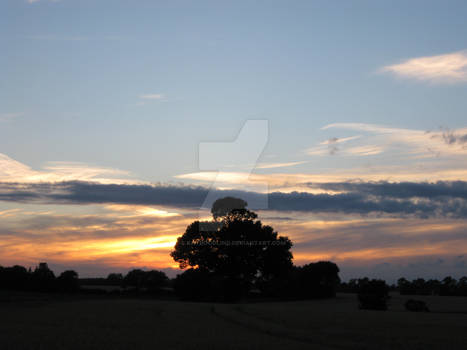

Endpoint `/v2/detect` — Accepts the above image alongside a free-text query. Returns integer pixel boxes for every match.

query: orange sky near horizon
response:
[1,202,466,281]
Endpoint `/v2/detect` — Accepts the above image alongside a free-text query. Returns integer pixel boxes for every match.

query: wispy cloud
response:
[345,145,384,156]
[24,35,128,41]
[441,128,467,146]
[0,153,139,184]
[320,123,467,158]
[381,50,467,84]
[256,161,308,169]
[27,0,59,3]
[308,135,363,156]
[105,204,180,218]
[139,93,166,100]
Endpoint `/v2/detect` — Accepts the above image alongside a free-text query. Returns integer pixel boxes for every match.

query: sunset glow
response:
[2,0,467,282]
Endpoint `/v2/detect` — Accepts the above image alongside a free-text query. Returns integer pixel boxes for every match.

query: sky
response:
[1,0,467,282]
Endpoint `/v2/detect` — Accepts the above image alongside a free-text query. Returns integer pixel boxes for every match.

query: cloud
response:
[27,0,61,3]
[283,217,467,281]
[320,123,467,158]
[308,180,467,200]
[25,35,127,41]
[2,203,466,280]
[345,145,384,156]
[2,204,467,280]
[177,165,467,193]
[139,94,166,100]
[0,153,139,184]
[256,161,308,169]
[105,204,180,218]
[308,135,361,156]
[381,50,467,84]
[0,208,189,273]
[2,180,467,218]
[441,128,467,146]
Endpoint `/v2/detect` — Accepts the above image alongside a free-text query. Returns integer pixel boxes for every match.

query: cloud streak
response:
[381,50,467,84]
[256,161,308,169]
[2,180,467,218]
[318,123,467,158]
[139,94,166,100]
[0,153,139,184]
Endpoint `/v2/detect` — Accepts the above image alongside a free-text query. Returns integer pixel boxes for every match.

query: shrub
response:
[405,299,429,312]
[357,279,389,310]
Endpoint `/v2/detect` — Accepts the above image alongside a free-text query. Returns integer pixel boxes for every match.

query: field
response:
[0,292,466,349]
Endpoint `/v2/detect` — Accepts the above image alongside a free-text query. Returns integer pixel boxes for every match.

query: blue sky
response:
[1,0,467,280]
[2,0,467,180]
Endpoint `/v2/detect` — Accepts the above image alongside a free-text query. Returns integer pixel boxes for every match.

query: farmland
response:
[0,292,466,349]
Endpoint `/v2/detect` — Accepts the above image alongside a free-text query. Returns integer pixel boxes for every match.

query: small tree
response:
[32,262,56,292]
[123,269,168,290]
[123,269,147,289]
[358,279,389,310]
[107,273,124,285]
[144,270,169,289]
[57,270,79,292]
[297,261,340,298]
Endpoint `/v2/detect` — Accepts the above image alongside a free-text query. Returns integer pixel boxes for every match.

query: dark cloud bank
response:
[1,180,467,218]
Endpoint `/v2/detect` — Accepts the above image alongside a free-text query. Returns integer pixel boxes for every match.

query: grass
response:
[0,292,466,349]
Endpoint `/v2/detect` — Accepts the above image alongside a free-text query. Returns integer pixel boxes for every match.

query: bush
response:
[57,270,79,292]
[405,299,429,312]
[357,279,389,310]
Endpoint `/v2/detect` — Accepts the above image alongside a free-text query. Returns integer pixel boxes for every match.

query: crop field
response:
[0,293,466,349]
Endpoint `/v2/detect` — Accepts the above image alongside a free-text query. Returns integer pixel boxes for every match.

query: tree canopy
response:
[171,197,293,299]
[210,196,248,221]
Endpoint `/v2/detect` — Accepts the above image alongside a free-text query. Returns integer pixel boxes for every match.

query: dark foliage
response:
[0,263,79,293]
[0,263,170,295]
[172,197,344,301]
[211,197,248,221]
[57,270,80,292]
[357,278,389,310]
[173,268,245,302]
[405,299,430,312]
[397,276,467,296]
[297,261,340,298]
[171,197,294,301]
[107,273,124,285]
[0,265,30,290]
[31,262,56,292]
[259,262,340,299]
[123,269,169,290]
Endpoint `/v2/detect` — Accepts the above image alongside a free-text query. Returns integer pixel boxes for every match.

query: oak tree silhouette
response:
[171,197,293,300]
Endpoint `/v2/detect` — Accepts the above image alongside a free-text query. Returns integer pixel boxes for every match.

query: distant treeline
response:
[0,262,341,300]
[0,263,80,293]
[0,263,169,294]
[339,276,467,296]
[2,263,466,299]
[396,277,467,296]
